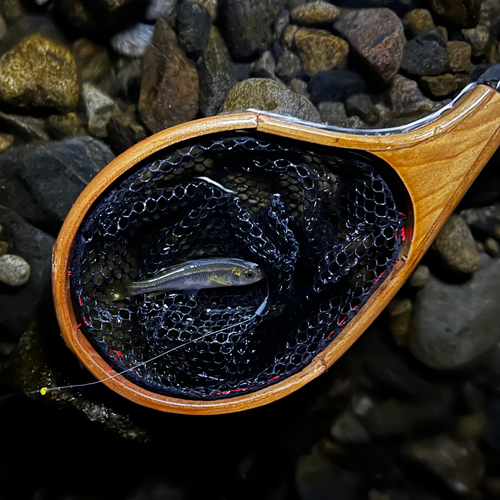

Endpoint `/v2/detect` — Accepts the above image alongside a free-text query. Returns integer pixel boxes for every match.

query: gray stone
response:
[403,434,484,495]
[0,206,54,338]
[107,109,147,154]
[401,28,450,77]
[408,264,430,287]
[110,23,154,58]
[387,298,412,346]
[334,8,405,83]
[433,214,480,274]
[296,453,361,500]
[0,137,114,229]
[82,82,117,138]
[198,26,237,117]
[409,254,500,369]
[144,0,176,21]
[289,78,309,97]
[276,49,301,82]
[251,50,276,79]
[484,237,499,256]
[221,78,320,122]
[0,110,49,141]
[0,254,30,286]
[462,24,490,57]
[113,58,142,98]
[318,101,347,126]
[330,410,370,443]
[177,2,211,58]
[139,19,199,132]
[345,93,376,123]
[222,0,286,58]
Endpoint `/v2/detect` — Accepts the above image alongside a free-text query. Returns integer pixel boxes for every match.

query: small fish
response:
[102,258,265,301]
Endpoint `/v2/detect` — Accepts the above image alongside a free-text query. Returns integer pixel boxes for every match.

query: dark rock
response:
[480,0,500,33]
[294,28,348,76]
[144,0,176,21]
[234,61,252,81]
[429,0,481,28]
[402,9,435,38]
[447,41,471,73]
[484,237,499,256]
[386,298,412,346]
[106,109,147,154]
[0,110,49,141]
[401,28,450,76]
[46,112,86,140]
[461,204,500,239]
[296,453,361,500]
[408,264,430,287]
[403,434,484,495]
[409,254,500,369]
[469,63,494,80]
[273,8,290,40]
[290,1,340,25]
[1,0,23,24]
[334,8,405,83]
[341,115,367,129]
[110,22,154,58]
[177,2,211,58]
[421,73,458,97]
[462,24,490,57]
[186,0,217,20]
[82,82,117,138]
[330,410,370,444]
[0,206,54,338]
[113,58,142,99]
[308,70,366,104]
[222,0,286,58]
[0,14,7,43]
[0,34,79,111]
[0,137,114,229]
[139,18,199,133]
[276,49,301,81]
[318,101,347,126]
[251,50,276,79]
[198,26,237,117]
[433,214,480,274]
[221,78,320,122]
[289,77,309,97]
[345,93,377,123]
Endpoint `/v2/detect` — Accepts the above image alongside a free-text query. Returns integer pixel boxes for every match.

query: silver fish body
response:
[103,258,265,301]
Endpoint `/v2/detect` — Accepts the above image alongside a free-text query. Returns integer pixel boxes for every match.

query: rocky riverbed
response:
[1,0,500,499]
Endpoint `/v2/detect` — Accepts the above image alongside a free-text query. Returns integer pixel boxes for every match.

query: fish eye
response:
[245,270,255,279]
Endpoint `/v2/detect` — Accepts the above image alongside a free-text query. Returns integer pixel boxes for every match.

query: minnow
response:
[102,258,265,301]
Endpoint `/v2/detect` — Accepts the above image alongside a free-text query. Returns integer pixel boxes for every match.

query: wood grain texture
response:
[52,84,500,415]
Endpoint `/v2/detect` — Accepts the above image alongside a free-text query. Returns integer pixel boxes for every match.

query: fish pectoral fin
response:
[147,291,166,299]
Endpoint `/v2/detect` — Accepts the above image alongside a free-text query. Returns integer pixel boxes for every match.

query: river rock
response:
[114,58,142,99]
[72,38,112,89]
[251,50,276,79]
[330,410,370,444]
[110,22,154,58]
[429,0,481,28]
[290,2,340,25]
[0,34,78,111]
[345,93,377,123]
[402,9,435,38]
[433,214,480,274]
[408,264,430,287]
[294,28,348,76]
[462,24,490,57]
[421,73,458,97]
[296,453,361,500]
[139,18,199,133]
[144,0,176,21]
[221,78,320,122]
[198,26,237,117]
[276,49,301,81]
[82,82,117,137]
[0,254,30,286]
[0,133,13,153]
[1,0,23,24]
[0,206,54,338]
[222,0,285,58]
[0,137,114,229]
[308,70,366,104]
[107,109,147,154]
[0,240,7,256]
[409,253,500,369]
[403,434,484,495]
[46,112,86,139]
[177,2,211,58]
[401,28,450,76]
[334,8,404,83]
[447,41,472,72]
[289,78,309,97]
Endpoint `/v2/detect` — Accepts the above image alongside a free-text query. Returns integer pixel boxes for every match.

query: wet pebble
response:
[0,240,8,256]
[400,28,450,76]
[107,108,147,154]
[318,101,347,126]
[46,112,86,139]
[408,264,430,288]
[484,237,499,256]
[251,50,276,79]
[144,0,176,21]
[276,49,301,82]
[447,41,472,73]
[0,133,14,153]
[82,82,117,138]
[221,78,320,122]
[0,33,78,111]
[462,24,490,57]
[421,73,458,97]
[334,8,404,83]
[110,23,154,58]
[0,110,49,141]
[433,214,480,274]
[402,9,435,37]
[308,70,365,104]
[177,1,211,58]
[345,93,377,124]
[294,28,348,76]
[0,254,30,286]
[429,0,481,28]
[290,1,340,26]
[72,38,112,89]
[387,298,412,346]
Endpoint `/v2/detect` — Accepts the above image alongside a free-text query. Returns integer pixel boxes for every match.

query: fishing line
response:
[1,291,269,400]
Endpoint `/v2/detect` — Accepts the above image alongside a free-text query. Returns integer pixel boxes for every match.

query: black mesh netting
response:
[70,134,406,400]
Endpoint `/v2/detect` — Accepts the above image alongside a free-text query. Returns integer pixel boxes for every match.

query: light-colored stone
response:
[82,82,117,138]
[0,133,14,153]
[447,41,472,72]
[0,254,30,286]
[291,1,340,25]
